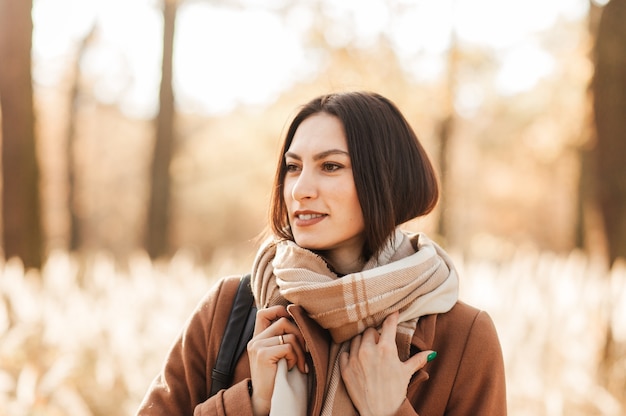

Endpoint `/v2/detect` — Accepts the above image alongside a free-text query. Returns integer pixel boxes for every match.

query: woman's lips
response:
[293,212,326,226]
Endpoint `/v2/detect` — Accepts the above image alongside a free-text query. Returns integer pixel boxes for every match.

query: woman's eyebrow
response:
[285,149,349,161]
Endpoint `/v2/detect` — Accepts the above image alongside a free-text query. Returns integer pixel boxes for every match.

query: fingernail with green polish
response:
[427,351,438,362]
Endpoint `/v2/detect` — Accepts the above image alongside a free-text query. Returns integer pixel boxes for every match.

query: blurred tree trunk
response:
[593,0,626,402]
[0,0,43,268]
[67,25,96,252]
[145,0,177,258]
[592,0,626,264]
[436,30,459,245]
[576,3,606,257]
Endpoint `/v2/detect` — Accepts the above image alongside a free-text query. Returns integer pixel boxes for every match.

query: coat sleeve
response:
[446,310,507,415]
[135,276,255,416]
[193,379,254,416]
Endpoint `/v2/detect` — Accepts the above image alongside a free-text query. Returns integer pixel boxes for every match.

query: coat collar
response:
[412,312,436,351]
[408,313,437,391]
[287,304,330,415]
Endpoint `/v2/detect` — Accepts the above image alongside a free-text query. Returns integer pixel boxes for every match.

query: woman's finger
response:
[361,326,380,344]
[379,311,400,344]
[250,310,308,373]
[274,332,308,373]
[270,317,307,348]
[254,305,290,335]
[248,334,298,375]
[404,350,437,375]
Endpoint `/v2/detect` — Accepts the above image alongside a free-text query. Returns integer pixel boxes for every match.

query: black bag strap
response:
[210,274,257,397]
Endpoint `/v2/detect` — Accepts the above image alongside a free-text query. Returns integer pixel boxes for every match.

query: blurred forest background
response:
[0,0,625,415]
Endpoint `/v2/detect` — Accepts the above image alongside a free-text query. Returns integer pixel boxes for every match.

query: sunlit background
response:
[33,0,589,115]
[1,0,625,414]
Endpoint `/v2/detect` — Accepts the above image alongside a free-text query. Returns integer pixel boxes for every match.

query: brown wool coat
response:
[136,276,507,416]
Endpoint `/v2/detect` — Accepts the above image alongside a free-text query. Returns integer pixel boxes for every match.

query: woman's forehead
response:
[288,113,348,154]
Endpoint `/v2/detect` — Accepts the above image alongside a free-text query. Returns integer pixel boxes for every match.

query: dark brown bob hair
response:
[269,91,439,259]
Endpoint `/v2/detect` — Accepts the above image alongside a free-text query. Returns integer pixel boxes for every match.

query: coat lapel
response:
[407,313,437,397]
[288,304,331,416]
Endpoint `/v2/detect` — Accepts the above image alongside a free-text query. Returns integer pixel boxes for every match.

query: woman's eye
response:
[322,162,341,172]
[285,163,300,172]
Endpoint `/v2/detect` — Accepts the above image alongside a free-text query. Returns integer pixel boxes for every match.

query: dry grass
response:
[0,247,624,415]
[457,246,626,415]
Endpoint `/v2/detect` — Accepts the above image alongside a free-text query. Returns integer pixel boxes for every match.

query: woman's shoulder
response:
[444,300,482,319]
[441,300,497,329]
[435,300,501,347]
[414,300,500,352]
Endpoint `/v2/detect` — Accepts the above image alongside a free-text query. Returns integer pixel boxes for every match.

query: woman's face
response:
[283,113,366,273]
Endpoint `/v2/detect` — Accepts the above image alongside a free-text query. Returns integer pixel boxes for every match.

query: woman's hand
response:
[339,311,435,416]
[247,305,307,416]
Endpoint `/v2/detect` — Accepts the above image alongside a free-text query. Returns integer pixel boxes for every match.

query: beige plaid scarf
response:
[251,229,459,416]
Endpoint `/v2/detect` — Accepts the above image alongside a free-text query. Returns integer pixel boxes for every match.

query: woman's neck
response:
[320,251,365,276]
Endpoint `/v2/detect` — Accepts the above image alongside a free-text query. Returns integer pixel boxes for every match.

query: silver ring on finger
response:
[278,334,284,345]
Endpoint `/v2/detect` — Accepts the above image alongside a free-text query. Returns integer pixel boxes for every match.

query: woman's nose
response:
[290,168,317,201]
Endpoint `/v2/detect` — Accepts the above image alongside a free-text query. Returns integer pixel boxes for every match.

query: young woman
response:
[137,91,507,416]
